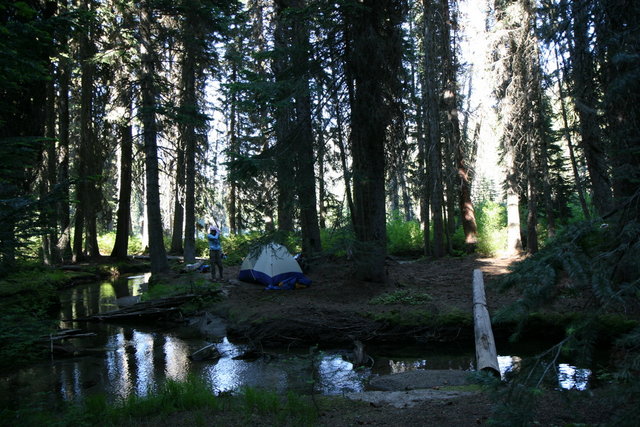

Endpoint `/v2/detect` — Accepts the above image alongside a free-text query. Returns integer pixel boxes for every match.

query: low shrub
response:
[97,232,144,256]
[368,290,432,305]
[321,227,355,258]
[386,211,423,255]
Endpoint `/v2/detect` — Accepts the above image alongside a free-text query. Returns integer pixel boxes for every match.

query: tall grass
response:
[2,379,317,427]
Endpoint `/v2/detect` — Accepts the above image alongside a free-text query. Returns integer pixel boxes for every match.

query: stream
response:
[0,274,592,408]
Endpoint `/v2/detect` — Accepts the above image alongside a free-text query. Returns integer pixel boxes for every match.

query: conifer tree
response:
[346,0,405,281]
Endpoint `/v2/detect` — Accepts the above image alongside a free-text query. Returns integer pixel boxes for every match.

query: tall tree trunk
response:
[417,103,431,256]
[330,67,355,223]
[74,0,94,261]
[423,0,444,258]
[390,173,400,214]
[526,137,539,253]
[600,0,640,214]
[571,0,612,216]
[273,0,295,233]
[56,27,72,262]
[505,147,523,255]
[291,0,321,255]
[347,0,403,281]
[170,144,184,254]
[139,1,169,274]
[442,0,477,249]
[555,49,590,220]
[317,118,328,230]
[181,5,199,264]
[539,132,556,238]
[79,0,100,259]
[227,61,240,234]
[111,84,134,259]
[42,62,58,264]
[494,0,545,255]
[537,62,556,238]
[399,170,413,221]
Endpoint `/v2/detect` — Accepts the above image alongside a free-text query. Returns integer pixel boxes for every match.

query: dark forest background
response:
[2,0,638,278]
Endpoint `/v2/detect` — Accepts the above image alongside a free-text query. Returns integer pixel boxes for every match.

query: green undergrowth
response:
[505,312,638,342]
[0,264,79,371]
[368,289,433,305]
[0,268,61,371]
[1,378,318,427]
[364,308,473,328]
[97,232,145,256]
[0,266,90,297]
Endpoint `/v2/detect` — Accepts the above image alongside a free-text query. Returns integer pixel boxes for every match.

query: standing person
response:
[207,226,223,280]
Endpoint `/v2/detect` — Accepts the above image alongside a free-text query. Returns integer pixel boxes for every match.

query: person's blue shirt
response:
[208,231,222,251]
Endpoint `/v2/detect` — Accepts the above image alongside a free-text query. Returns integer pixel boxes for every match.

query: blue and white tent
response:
[238,243,310,289]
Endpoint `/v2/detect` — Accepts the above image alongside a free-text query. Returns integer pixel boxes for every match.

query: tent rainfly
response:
[238,243,310,289]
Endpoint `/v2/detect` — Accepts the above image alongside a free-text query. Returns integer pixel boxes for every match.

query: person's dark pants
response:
[210,249,223,279]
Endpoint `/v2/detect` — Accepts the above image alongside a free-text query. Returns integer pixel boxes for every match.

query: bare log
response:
[472,269,500,376]
[82,307,181,322]
[70,293,212,322]
[188,343,221,362]
[41,329,97,341]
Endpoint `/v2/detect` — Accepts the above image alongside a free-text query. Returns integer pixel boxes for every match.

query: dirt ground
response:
[215,255,518,347]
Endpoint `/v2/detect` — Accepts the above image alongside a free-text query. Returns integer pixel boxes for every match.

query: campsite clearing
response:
[214,255,521,348]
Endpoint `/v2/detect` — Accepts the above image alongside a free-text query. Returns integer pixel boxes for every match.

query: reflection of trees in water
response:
[316,356,367,395]
[498,355,522,379]
[498,356,590,390]
[388,359,427,374]
[558,364,590,391]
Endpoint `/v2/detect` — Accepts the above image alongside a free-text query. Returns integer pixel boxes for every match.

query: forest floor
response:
[186,254,615,426]
[215,255,519,346]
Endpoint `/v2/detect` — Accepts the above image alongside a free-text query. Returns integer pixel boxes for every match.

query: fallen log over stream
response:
[69,293,210,322]
[472,269,500,376]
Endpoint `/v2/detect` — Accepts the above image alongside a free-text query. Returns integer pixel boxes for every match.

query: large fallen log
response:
[42,329,98,341]
[70,293,207,322]
[472,269,500,376]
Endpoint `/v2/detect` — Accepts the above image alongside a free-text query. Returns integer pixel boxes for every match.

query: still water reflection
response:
[0,274,591,408]
[497,355,591,390]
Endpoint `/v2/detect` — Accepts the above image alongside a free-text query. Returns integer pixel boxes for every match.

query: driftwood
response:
[43,329,98,341]
[132,255,206,261]
[472,269,500,376]
[70,293,206,322]
[188,343,221,362]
